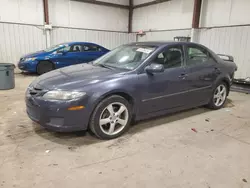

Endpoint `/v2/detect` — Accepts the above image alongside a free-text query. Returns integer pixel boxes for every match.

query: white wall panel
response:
[132,0,194,32]
[0,23,46,65]
[49,0,129,32]
[137,29,191,42]
[0,0,44,25]
[200,0,250,27]
[197,26,250,79]
[51,27,136,50]
[133,0,154,6]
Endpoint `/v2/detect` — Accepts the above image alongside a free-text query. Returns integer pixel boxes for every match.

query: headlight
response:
[25,57,37,61]
[43,91,86,100]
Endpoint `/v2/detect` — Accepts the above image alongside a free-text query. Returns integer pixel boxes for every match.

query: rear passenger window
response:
[186,46,210,66]
[82,45,102,52]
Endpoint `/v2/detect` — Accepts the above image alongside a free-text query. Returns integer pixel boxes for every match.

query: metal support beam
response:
[72,0,129,9]
[43,0,49,24]
[192,0,202,28]
[133,0,171,9]
[43,0,51,48]
[191,0,202,42]
[128,0,133,33]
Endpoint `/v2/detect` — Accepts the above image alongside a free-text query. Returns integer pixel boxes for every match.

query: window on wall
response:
[154,45,183,69]
[186,46,210,66]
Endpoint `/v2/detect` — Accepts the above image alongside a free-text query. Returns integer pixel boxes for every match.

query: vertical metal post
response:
[45,30,51,48]
[191,0,202,42]
[43,0,51,48]
[43,0,49,24]
[128,0,133,33]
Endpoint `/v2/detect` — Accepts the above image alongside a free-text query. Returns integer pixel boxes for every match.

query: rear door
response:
[184,44,220,105]
[78,44,106,63]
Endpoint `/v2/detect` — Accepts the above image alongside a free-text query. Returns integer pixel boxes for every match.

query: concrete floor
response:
[0,73,250,188]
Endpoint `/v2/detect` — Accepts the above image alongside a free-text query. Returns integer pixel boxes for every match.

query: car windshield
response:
[44,43,68,52]
[93,45,156,70]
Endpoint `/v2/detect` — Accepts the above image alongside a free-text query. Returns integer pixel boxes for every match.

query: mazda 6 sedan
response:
[25,41,237,139]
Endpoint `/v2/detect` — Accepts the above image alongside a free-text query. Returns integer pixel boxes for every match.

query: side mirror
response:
[62,51,68,55]
[145,63,164,74]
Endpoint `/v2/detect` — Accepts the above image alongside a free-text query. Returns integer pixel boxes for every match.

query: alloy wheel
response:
[99,102,129,136]
[214,84,227,107]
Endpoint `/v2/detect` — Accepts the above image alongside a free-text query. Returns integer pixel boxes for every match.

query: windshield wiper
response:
[96,64,114,70]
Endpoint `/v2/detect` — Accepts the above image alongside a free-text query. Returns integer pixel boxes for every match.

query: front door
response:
[138,45,191,114]
[53,44,82,68]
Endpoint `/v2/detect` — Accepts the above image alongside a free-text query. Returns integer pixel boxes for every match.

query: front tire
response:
[89,95,132,140]
[37,61,54,75]
[208,82,228,109]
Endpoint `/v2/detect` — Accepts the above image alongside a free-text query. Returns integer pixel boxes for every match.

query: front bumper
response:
[25,95,91,132]
[18,61,37,73]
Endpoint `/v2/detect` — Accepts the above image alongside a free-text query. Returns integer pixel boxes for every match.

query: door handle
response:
[214,67,221,74]
[179,73,188,79]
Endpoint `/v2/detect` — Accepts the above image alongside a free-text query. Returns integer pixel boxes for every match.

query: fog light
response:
[68,106,85,111]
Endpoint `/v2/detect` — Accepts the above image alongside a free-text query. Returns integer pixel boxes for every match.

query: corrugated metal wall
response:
[51,27,136,50]
[0,0,135,65]
[0,23,136,65]
[0,22,46,65]
[133,0,193,32]
[197,26,250,79]
[137,29,191,42]
[200,0,250,28]
[49,0,129,32]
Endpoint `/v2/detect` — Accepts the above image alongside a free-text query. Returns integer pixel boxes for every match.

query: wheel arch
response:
[88,89,136,125]
[37,60,56,69]
[87,90,136,132]
[216,76,231,96]
[36,60,56,74]
[95,90,135,109]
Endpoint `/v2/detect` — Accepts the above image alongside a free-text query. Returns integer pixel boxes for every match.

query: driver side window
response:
[57,46,70,54]
[153,45,184,69]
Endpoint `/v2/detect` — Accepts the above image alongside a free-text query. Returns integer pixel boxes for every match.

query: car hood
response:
[22,50,49,59]
[31,64,125,90]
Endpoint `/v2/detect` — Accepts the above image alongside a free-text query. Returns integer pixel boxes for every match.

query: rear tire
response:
[208,82,228,110]
[89,95,132,140]
[37,61,54,75]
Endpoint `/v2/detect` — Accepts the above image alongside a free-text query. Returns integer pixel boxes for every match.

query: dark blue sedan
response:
[18,42,109,74]
[25,41,237,139]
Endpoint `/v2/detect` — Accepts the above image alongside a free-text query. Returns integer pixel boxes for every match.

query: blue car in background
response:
[18,42,109,74]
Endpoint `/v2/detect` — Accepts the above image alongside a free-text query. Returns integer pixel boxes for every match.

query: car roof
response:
[129,41,199,47]
[64,42,101,46]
